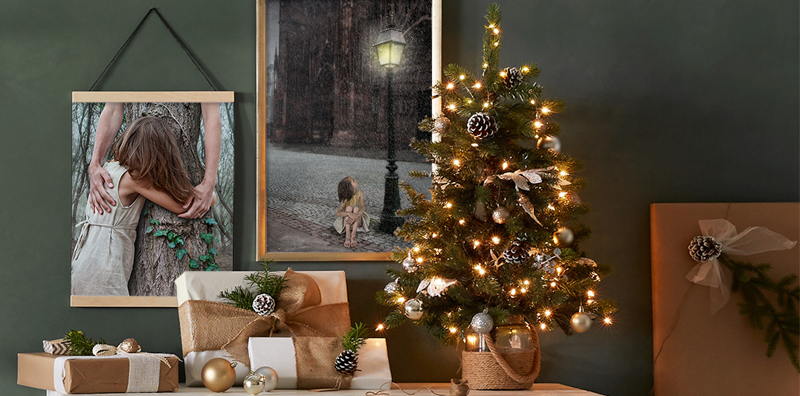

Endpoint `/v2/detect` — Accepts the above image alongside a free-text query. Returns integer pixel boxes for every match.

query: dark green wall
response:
[1,1,797,395]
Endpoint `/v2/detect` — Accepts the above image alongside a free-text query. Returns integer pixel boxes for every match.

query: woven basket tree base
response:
[462,348,539,390]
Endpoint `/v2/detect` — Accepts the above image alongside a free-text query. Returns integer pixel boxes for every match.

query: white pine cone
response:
[502,67,524,88]
[252,293,276,316]
[688,236,723,262]
[334,349,358,375]
[503,239,529,264]
[466,112,498,139]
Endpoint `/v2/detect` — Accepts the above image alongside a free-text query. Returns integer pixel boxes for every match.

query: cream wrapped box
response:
[176,270,389,389]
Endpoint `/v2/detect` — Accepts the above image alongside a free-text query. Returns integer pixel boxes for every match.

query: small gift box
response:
[176,269,351,387]
[248,337,392,390]
[17,352,179,394]
[42,339,70,355]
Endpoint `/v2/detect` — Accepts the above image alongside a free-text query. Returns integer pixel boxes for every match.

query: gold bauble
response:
[117,338,140,353]
[243,373,266,395]
[434,116,451,134]
[553,227,574,246]
[492,206,510,224]
[570,312,592,333]
[202,358,237,392]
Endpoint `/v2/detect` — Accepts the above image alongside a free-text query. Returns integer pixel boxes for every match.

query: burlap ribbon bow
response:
[178,269,351,368]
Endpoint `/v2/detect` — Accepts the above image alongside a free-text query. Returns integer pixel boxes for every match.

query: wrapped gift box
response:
[17,352,179,394]
[651,203,799,396]
[249,337,391,390]
[176,270,351,387]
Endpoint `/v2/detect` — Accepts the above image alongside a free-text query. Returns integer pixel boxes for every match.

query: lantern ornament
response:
[374,26,407,68]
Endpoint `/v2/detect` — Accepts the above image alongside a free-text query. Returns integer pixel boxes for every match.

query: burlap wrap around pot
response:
[462,335,541,390]
[178,269,351,372]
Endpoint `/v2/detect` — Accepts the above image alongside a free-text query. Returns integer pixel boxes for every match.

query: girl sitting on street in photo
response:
[334,176,370,248]
[71,116,215,296]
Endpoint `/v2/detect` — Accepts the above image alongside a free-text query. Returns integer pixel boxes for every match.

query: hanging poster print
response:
[256,0,442,260]
[70,92,234,306]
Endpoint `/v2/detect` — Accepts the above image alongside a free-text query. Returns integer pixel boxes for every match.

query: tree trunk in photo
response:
[126,103,211,296]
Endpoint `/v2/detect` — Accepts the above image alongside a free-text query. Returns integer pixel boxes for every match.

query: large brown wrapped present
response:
[17,352,179,394]
[651,203,799,396]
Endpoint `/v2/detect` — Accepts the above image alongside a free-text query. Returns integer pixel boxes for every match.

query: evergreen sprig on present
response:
[376,3,616,343]
[219,260,285,310]
[64,330,105,356]
[721,255,800,372]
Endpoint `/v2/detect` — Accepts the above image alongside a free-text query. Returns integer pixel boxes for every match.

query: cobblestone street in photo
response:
[266,144,432,253]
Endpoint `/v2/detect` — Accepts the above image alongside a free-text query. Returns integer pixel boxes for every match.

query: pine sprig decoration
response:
[341,322,368,352]
[721,255,800,372]
[64,330,105,356]
[219,259,285,311]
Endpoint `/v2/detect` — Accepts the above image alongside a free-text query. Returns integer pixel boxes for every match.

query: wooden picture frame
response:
[256,0,442,261]
[70,91,234,307]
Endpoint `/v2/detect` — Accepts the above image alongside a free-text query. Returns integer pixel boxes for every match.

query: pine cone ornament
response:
[252,293,276,316]
[502,67,523,89]
[334,349,358,375]
[467,112,498,139]
[688,235,723,262]
[503,239,530,264]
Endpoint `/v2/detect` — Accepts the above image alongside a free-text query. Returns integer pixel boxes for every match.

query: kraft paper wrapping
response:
[651,203,800,396]
[17,353,179,394]
[178,269,351,368]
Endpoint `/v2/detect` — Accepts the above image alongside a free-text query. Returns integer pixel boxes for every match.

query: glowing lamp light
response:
[397,297,406,304]
[449,327,458,334]
[499,71,507,78]
[559,192,568,199]
[376,324,386,331]
[493,42,499,47]
[604,317,613,325]
[520,288,527,293]
[541,107,551,115]
[473,82,482,89]
[374,27,406,68]
[482,63,489,68]
[587,290,595,298]
[416,257,424,263]
[556,267,563,274]
[483,102,490,108]
[544,309,552,317]
[540,323,547,330]
[474,265,486,275]
[432,233,438,238]
[459,74,466,80]
[458,219,466,225]
[522,66,530,73]
[550,281,557,288]
[493,28,500,34]
[502,161,509,170]
[445,202,453,209]
[491,236,501,244]
[560,170,568,177]
[533,120,543,129]
[488,24,495,28]
[510,288,517,296]
[523,279,530,285]
[413,246,420,252]
[471,143,479,147]
[530,99,536,105]
[473,240,480,247]
[467,99,473,104]
[447,104,457,111]
[446,83,455,90]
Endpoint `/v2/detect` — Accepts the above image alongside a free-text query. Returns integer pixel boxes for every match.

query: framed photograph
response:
[256,0,442,261]
[71,91,235,307]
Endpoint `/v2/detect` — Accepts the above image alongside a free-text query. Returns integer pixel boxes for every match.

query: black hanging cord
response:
[89,7,219,91]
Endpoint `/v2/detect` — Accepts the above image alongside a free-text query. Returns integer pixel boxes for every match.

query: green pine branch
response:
[219,259,285,311]
[721,255,800,372]
[64,329,106,356]
[341,323,368,352]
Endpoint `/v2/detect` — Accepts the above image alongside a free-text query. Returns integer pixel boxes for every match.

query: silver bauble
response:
[433,116,451,134]
[537,135,561,152]
[384,281,400,294]
[402,255,419,273]
[470,311,494,335]
[253,366,278,392]
[492,206,511,224]
[404,298,424,320]
[570,312,592,333]
[553,227,574,246]
[243,373,266,395]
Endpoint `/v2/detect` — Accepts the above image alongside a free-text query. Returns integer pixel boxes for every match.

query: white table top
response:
[46,383,604,396]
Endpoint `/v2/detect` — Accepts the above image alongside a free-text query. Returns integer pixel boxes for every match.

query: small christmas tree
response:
[376,4,616,341]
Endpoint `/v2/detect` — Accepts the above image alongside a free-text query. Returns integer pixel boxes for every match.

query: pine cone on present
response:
[334,349,358,375]
[688,235,723,262]
[502,67,524,89]
[503,239,530,264]
[467,112,498,139]
[252,293,276,316]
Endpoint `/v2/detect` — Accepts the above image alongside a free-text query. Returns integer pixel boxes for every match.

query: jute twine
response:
[461,334,541,390]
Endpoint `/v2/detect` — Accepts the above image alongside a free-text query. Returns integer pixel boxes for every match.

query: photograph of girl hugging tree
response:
[71,102,234,296]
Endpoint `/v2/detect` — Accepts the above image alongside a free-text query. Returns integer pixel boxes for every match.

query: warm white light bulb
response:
[560,170,568,177]
[491,236,500,244]
[448,104,456,111]
[445,202,453,209]
[540,323,547,330]
[397,297,406,303]
[522,66,530,73]
[449,327,458,334]
[483,102,490,108]
[459,219,466,225]
[544,309,552,317]
[473,82,482,89]
[493,28,500,34]
[473,240,480,247]
[587,290,595,297]
[502,161,508,170]
[446,83,455,90]
[459,74,466,80]
[453,159,461,167]
[604,317,612,325]
[376,324,385,331]
[550,281,557,288]
[533,120,543,129]
[541,107,551,115]
[482,63,489,68]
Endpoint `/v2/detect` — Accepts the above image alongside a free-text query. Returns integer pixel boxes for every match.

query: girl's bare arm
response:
[124,173,215,215]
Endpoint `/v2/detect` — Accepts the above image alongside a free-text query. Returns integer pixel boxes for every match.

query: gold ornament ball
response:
[201,358,237,392]
[570,312,592,333]
[434,116,451,134]
[492,206,511,224]
[243,374,266,395]
[553,227,574,246]
[117,338,140,353]
[537,135,561,152]
[254,366,279,392]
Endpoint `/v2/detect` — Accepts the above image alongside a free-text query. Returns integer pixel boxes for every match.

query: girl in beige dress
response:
[71,117,215,295]
[334,176,370,248]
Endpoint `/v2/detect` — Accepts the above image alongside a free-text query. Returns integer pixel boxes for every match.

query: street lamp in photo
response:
[374,26,407,234]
